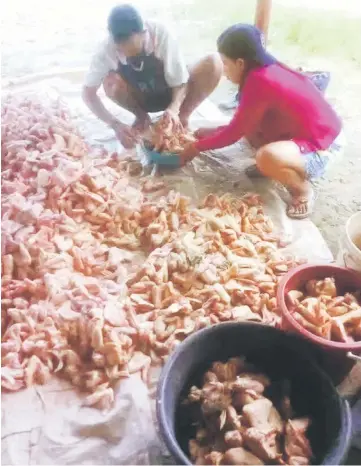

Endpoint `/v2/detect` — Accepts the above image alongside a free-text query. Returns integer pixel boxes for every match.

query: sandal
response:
[245,164,266,179]
[286,189,316,220]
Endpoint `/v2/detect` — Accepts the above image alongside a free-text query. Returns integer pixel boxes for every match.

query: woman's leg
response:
[256,141,314,219]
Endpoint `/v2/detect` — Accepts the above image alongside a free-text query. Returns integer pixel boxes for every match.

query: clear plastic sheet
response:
[2,71,335,465]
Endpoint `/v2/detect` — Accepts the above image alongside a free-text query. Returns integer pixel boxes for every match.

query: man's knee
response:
[204,53,223,79]
[103,72,127,99]
[204,53,223,75]
[192,53,223,81]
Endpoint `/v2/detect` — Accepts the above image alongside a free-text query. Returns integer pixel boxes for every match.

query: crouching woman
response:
[180,24,344,219]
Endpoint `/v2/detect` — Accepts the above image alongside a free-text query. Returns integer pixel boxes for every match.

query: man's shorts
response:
[142,88,173,113]
[303,131,345,180]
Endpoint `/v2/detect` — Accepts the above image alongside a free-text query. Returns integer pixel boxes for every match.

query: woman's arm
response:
[195,127,228,139]
[195,73,270,152]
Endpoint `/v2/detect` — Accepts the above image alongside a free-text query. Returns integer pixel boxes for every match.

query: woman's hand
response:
[179,142,200,166]
[194,127,217,139]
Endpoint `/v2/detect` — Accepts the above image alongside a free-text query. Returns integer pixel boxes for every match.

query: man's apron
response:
[117,51,172,113]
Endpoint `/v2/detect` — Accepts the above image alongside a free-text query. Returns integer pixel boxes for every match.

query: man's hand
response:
[179,142,200,166]
[162,108,181,129]
[132,114,152,134]
[111,120,138,149]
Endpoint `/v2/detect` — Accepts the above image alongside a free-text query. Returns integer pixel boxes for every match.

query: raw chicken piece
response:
[243,427,281,462]
[232,374,268,394]
[189,439,210,464]
[233,389,263,409]
[145,116,196,153]
[284,418,313,462]
[204,451,224,465]
[305,277,337,297]
[224,405,242,430]
[222,447,264,465]
[268,406,284,433]
[212,357,245,382]
[287,455,311,465]
[289,276,361,343]
[183,357,313,466]
[201,382,232,415]
[224,430,243,448]
[243,398,273,430]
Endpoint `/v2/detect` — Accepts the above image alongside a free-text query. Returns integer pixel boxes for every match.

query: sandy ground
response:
[2,0,361,253]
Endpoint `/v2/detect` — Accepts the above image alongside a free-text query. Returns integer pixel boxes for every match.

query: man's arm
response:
[82,85,135,148]
[167,84,187,115]
[82,84,119,128]
[155,23,189,116]
[82,43,121,127]
[82,44,137,148]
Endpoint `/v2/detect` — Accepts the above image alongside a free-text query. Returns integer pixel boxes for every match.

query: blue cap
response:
[217,24,277,66]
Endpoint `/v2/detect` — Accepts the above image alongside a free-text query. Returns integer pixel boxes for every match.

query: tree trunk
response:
[254,0,272,43]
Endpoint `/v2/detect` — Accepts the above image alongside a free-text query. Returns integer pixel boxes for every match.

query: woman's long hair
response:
[217,24,278,69]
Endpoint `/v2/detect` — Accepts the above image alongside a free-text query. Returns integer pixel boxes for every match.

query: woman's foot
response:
[286,188,316,219]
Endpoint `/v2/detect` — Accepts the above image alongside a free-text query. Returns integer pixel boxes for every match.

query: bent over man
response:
[82,4,222,148]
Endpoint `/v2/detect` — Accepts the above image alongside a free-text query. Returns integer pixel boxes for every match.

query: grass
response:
[270,6,361,64]
[3,1,360,80]
[160,0,361,65]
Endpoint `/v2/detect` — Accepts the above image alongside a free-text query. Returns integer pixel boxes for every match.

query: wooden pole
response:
[254,0,272,43]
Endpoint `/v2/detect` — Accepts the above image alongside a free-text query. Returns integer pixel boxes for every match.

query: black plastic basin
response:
[156,322,352,465]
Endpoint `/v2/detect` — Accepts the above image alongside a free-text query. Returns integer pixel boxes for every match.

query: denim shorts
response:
[304,131,345,180]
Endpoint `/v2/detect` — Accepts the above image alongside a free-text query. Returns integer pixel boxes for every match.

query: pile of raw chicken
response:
[146,115,196,153]
[184,357,313,465]
[287,277,361,342]
[1,95,302,409]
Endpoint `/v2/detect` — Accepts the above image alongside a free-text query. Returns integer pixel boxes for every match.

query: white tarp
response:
[2,71,338,465]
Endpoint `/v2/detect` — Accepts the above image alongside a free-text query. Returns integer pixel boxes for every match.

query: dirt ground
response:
[307,61,361,256]
[2,0,361,253]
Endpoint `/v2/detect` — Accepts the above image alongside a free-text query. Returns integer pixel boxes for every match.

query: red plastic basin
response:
[277,263,361,384]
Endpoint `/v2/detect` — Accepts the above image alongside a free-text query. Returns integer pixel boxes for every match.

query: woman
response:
[180,24,344,219]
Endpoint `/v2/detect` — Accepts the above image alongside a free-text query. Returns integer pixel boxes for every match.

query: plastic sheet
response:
[2,71,336,465]
[1,375,162,465]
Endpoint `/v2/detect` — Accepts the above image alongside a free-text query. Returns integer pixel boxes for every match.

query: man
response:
[82,4,222,148]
